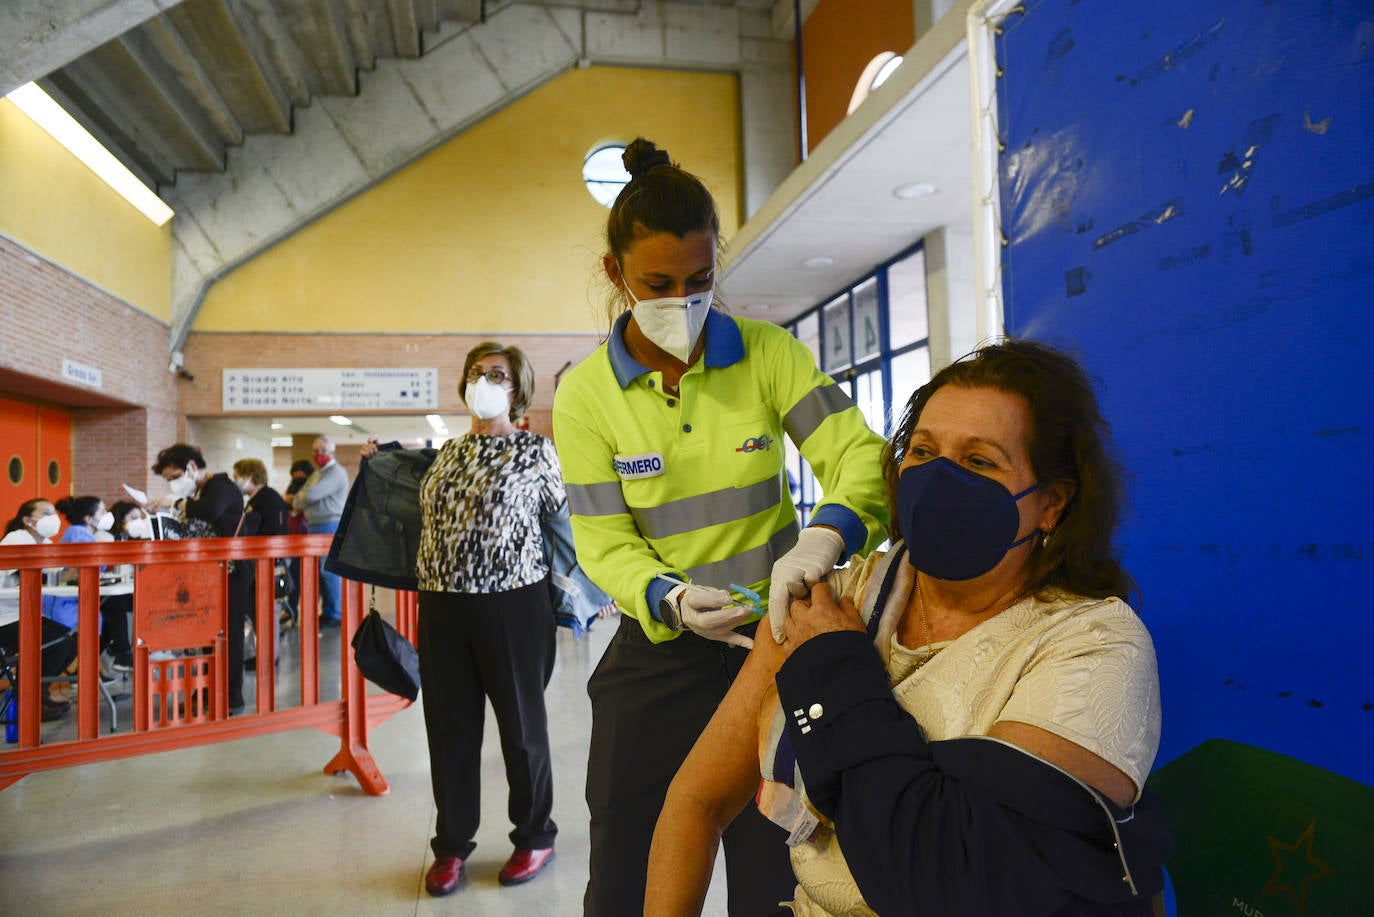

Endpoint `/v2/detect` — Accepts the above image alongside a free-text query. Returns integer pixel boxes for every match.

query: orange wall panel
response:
[37,406,72,506]
[803,0,915,153]
[0,397,38,518]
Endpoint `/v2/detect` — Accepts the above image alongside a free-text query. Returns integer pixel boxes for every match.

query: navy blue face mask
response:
[897,456,1042,581]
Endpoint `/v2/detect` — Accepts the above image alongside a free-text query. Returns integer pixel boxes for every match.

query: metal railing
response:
[0,535,415,795]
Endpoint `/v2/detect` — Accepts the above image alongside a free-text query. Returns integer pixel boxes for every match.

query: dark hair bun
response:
[55,496,76,515]
[622,138,672,179]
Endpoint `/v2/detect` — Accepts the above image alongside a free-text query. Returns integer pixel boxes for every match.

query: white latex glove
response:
[666,584,755,649]
[768,526,846,643]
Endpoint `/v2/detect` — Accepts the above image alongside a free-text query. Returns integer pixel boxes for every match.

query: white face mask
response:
[96,511,114,532]
[169,470,197,499]
[626,284,714,364]
[124,517,149,539]
[33,514,60,539]
[465,376,512,421]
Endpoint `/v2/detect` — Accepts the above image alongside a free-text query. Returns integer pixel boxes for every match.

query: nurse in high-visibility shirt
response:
[552,138,890,916]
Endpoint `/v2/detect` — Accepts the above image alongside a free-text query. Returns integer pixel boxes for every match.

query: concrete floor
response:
[0,614,729,915]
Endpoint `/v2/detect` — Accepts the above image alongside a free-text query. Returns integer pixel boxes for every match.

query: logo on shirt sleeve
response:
[613,452,666,480]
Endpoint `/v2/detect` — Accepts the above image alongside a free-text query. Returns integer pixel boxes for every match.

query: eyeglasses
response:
[466,367,512,386]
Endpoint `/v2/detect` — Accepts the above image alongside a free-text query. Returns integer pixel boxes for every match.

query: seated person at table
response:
[49,495,112,631]
[1,498,78,721]
[647,340,1171,917]
[95,499,149,674]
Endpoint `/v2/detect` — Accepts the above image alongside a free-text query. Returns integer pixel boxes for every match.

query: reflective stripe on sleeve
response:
[685,522,800,588]
[630,473,785,539]
[783,383,857,445]
[566,480,630,517]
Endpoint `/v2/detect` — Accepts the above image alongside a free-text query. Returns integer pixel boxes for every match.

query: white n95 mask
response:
[168,474,197,499]
[125,517,150,539]
[33,514,60,539]
[96,511,114,532]
[466,377,512,421]
[627,287,714,364]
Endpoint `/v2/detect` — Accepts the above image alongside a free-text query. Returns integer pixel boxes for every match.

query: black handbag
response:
[350,590,421,701]
[273,562,295,599]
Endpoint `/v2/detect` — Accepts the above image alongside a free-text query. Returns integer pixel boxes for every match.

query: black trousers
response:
[0,618,77,678]
[583,615,796,917]
[226,565,252,710]
[99,594,132,658]
[418,579,558,860]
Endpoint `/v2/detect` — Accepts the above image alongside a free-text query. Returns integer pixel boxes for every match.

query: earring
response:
[1040,527,1052,549]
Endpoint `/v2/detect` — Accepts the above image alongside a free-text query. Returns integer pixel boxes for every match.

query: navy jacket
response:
[776,631,1172,916]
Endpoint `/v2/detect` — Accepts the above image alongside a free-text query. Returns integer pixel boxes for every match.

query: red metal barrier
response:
[0,535,417,794]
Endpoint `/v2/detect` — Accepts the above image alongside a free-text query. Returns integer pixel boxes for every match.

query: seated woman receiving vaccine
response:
[647,340,1171,917]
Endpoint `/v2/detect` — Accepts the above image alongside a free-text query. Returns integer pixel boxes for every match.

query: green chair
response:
[1147,739,1373,916]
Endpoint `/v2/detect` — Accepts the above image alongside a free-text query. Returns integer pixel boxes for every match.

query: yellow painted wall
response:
[195,66,741,334]
[0,98,171,320]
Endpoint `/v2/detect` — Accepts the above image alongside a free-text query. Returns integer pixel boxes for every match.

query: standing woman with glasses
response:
[362,342,564,897]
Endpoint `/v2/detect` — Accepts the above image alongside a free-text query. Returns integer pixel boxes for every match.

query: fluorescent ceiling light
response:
[270,436,293,448]
[5,82,174,227]
[270,422,283,430]
[329,415,353,426]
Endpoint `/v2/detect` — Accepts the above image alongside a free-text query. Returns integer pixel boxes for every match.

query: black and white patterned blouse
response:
[416,431,565,594]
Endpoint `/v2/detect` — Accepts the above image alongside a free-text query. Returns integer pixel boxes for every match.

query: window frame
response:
[784,239,930,526]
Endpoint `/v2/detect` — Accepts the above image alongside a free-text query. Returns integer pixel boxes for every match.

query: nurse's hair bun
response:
[622,138,673,179]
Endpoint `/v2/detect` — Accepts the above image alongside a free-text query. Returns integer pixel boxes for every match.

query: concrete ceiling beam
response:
[138,16,245,148]
[0,0,182,97]
[166,0,291,134]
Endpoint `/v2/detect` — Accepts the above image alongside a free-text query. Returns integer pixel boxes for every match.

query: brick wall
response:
[1,232,618,508]
[181,332,609,440]
[0,234,179,502]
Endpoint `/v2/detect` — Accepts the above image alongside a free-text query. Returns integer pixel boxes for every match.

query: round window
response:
[7,456,22,485]
[47,458,61,487]
[583,144,631,207]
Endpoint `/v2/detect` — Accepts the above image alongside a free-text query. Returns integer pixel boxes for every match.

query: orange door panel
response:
[0,397,39,515]
[37,406,72,509]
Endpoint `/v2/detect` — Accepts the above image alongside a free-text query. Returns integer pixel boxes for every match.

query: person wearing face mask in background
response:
[232,459,289,538]
[0,498,79,721]
[232,458,288,669]
[49,495,111,629]
[291,438,349,628]
[151,443,251,715]
[280,459,315,628]
[284,459,314,534]
[96,500,148,675]
[551,138,889,916]
[648,340,1170,917]
[53,496,129,682]
[111,500,149,542]
[361,342,564,896]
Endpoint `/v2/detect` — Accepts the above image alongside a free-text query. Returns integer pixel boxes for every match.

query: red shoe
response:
[498,847,555,886]
[424,855,464,896]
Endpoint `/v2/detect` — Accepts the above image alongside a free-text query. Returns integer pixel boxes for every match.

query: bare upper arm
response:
[988,720,1138,808]
[665,636,784,827]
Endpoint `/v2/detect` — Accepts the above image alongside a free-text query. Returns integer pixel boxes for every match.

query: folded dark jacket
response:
[325,446,436,591]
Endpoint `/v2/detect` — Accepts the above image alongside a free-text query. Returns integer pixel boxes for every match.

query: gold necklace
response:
[914,573,936,663]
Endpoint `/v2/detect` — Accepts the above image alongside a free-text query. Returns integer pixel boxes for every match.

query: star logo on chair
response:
[1262,820,1334,916]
